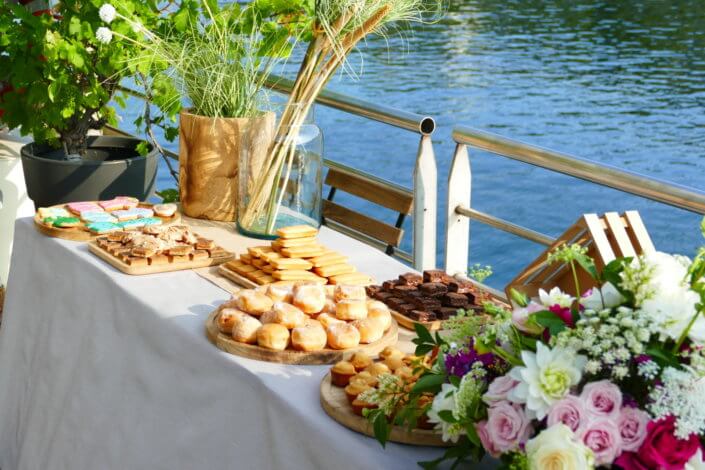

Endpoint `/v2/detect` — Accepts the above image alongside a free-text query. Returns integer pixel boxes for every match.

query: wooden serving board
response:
[205,310,399,365]
[34,202,181,241]
[390,309,442,332]
[319,373,451,447]
[218,264,259,288]
[88,240,233,275]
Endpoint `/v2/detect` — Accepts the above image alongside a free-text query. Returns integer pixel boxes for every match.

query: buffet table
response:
[0,217,456,470]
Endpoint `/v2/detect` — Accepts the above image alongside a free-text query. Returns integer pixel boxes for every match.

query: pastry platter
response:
[319,373,451,447]
[205,309,399,365]
[34,200,180,241]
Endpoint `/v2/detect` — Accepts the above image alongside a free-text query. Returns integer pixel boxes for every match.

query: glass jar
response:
[237,103,323,239]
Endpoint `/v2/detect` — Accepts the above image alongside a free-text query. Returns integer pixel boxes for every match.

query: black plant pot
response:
[21,135,158,208]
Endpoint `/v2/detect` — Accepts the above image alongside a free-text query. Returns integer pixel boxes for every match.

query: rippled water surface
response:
[142,0,705,288]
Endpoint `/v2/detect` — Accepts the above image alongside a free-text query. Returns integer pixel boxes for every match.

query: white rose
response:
[526,424,595,470]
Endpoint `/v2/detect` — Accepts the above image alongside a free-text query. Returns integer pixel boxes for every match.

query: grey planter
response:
[21,135,157,208]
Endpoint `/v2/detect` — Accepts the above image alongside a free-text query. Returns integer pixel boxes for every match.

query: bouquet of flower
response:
[367,222,705,470]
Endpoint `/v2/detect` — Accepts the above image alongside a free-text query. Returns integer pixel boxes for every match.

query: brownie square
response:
[403,290,423,302]
[409,310,437,322]
[420,282,448,296]
[374,291,394,302]
[437,307,460,320]
[366,285,382,297]
[386,297,406,310]
[413,297,442,310]
[382,280,398,291]
[423,269,446,283]
[447,279,475,294]
[442,292,469,308]
[393,285,418,296]
[398,272,423,286]
[398,303,417,315]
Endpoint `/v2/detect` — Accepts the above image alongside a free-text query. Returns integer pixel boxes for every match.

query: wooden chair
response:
[322,162,414,260]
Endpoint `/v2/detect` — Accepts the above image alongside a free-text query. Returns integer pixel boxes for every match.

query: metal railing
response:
[444,125,705,275]
[113,75,438,270]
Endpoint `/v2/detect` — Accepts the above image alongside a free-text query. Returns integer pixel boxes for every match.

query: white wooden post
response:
[445,143,471,276]
[413,135,437,271]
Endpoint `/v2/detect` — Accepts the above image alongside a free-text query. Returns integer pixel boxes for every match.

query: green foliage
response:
[156,188,179,203]
[467,264,493,283]
[531,310,567,336]
[0,1,170,154]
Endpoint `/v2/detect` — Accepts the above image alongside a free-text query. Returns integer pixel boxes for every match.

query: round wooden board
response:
[33,202,181,241]
[390,309,442,332]
[319,373,451,447]
[205,310,399,365]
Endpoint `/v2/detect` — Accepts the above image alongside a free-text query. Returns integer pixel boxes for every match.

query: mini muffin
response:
[257,323,290,351]
[384,355,405,372]
[334,285,366,302]
[379,346,404,361]
[416,395,436,430]
[365,362,391,377]
[331,361,357,387]
[352,318,384,344]
[350,352,373,372]
[231,315,262,344]
[326,322,361,350]
[217,308,247,334]
[395,366,414,381]
[292,284,327,314]
[351,398,378,416]
[344,381,371,404]
[335,299,367,321]
[236,290,274,316]
[351,371,378,387]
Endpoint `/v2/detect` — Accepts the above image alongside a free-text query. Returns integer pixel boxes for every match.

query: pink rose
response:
[547,395,586,433]
[475,420,500,458]
[618,407,650,452]
[484,401,532,455]
[581,380,622,418]
[483,376,519,406]
[615,416,701,470]
[580,417,622,466]
[511,302,543,334]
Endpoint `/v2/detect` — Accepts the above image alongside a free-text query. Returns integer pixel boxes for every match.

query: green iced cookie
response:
[44,216,80,228]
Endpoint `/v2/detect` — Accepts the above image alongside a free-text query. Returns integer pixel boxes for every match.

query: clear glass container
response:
[237,104,323,239]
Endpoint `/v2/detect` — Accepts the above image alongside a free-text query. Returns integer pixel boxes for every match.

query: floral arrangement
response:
[366,222,705,470]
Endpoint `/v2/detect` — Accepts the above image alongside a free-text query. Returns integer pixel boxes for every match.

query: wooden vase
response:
[179,110,275,221]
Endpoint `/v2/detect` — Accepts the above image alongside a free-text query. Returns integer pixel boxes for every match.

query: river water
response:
[140,0,705,288]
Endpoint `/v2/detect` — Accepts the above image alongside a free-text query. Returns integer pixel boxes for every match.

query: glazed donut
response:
[334,285,366,302]
[271,302,306,329]
[257,323,290,351]
[291,325,328,352]
[231,315,262,344]
[351,318,384,344]
[236,290,274,316]
[326,322,361,350]
[217,308,247,334]
[292,284,327,314]
[335,299,368,321]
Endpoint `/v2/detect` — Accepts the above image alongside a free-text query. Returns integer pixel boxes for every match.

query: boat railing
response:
[110,76,438,270]
[444,125,705,276]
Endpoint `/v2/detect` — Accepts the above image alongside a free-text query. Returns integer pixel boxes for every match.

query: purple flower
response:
[444,339,497,378]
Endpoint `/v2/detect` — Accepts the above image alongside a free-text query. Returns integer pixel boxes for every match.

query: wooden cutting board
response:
[205,309,399,365]
[217,264,259,288]
[319,373,451,447]
[88,239,233,275]
[34,202,181,241]
[390,309,442,332]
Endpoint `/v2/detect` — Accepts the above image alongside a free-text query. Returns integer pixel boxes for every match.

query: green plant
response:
[467,263,492,283]
[0,0,173,156]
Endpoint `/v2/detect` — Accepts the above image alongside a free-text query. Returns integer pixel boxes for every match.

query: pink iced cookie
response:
[115,196,139,209]
[99,199,126,211]
[67,202,103,215]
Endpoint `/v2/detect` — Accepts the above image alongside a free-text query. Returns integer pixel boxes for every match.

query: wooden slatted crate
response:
[505,211,655,301]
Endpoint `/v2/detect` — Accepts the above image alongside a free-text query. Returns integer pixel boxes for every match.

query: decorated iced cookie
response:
[111,209,139,221]
[81,212,118,223]
[67,202,103,215]
[118,219,147,230]
[37,207,71,219]
[86,222,122,234]
[134,207,154,218]
[98,199,126,211]
[43,216,81,228]
[116,196,139,209]
[140,217,163,226]
[153,203,177,218]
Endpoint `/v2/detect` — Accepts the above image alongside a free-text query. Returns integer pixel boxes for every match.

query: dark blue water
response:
[125,0,705,289]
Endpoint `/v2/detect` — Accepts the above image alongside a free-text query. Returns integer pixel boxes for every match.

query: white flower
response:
[508,342,587,420]
[427,383,464,443]
[648,366,705,439]
[95,27,113,44]
[686,448,705,470]
[580,282,625,310]
[539,287,575,308]
[99,4,116,24]
[526,424,595,470]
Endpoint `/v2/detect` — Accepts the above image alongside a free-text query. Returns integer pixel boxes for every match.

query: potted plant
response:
[0,1,172,208]
[103,2,294,221]
[237,0,443,238]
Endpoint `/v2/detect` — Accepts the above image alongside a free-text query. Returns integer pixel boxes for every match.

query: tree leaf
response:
[414,323,434,344]
[531,311,566,336]
[412,373,446,393]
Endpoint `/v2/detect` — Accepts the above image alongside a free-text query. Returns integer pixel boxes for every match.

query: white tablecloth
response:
[0,218,449,470]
